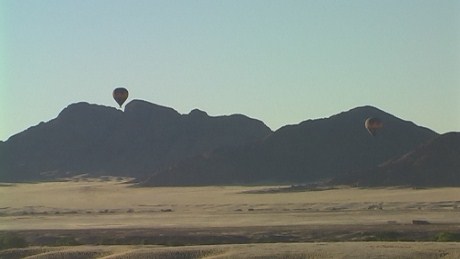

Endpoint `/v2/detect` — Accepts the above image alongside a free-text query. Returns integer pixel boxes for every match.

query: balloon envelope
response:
[365,117,383,136]
[113,87,128,107]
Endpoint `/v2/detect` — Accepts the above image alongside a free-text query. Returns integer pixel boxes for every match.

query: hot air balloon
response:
[113,87,128,107]
[365,117,383,136]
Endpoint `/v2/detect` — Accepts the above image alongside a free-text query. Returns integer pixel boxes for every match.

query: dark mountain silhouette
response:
[142,106,438,186]
[334,132,460,187]
[0,100,272,181]
[1,102,448,186]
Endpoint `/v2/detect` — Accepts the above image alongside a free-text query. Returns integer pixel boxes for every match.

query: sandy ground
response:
[1,179,460,258]
[1,179,460,230]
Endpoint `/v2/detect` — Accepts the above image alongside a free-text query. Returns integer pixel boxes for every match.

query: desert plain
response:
[1,177,460,258]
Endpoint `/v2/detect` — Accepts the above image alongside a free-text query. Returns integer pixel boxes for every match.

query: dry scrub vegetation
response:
[1,243,460,259]
[1,178,460,258]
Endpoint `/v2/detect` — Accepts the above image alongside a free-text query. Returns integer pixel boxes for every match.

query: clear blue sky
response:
[1,0,459,141]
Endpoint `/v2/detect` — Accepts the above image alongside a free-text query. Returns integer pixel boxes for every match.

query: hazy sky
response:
[1,0,459,141]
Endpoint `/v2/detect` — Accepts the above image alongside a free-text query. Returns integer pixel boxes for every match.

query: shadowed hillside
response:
[334,132,460,187]
[143,106,438,186]
[1,103,445,185]
[0,100,272,181]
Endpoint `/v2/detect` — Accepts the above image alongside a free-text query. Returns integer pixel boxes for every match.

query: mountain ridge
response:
[2,100,452,186]
[0,100,272,181]
[141,105,438,186]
